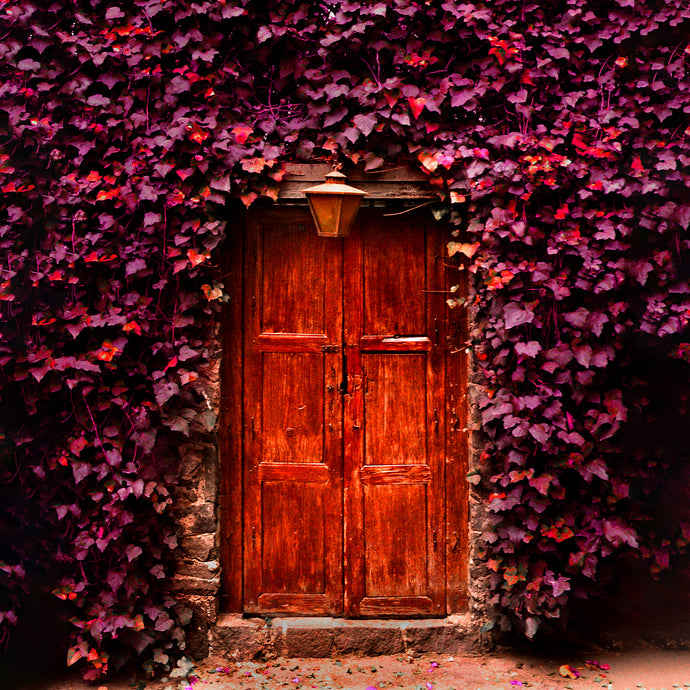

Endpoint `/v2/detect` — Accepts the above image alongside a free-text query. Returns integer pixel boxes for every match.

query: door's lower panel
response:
[260,481,326,594]
[359,596,435,617]
[255,593,335,616]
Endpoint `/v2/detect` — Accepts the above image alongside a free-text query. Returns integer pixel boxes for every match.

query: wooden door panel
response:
[261,482,326,593]
[261,352,324,464]
[260,222,326,334]
[344,211,446,617]
[362,223,426,334]
[364,484,428,597]
[363,354,427,465]
[243,209,343,616]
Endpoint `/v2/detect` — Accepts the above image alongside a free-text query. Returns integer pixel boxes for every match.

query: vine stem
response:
[82,390,105,452]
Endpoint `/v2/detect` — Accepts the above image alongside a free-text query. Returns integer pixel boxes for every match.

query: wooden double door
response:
[229,207,467,618]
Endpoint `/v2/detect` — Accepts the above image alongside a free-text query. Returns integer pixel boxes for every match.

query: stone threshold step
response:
[210,614,478,661]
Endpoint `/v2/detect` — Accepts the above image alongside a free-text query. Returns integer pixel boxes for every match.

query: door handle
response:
[339,348,348,395]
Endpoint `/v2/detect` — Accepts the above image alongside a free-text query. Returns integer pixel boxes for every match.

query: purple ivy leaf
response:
[586,312,609,336]
[86,94,111,107]
[529,423,550,445]
[505,526,527,543]
[515,341,541,358]
[178,345,198,361]
[98,74,123,89]
[557,431,586,446]
[72,462,90,485]
[482,401,513,424]
[573,345,592,368]
[590,350,609,367]
[364,152,385,171]
[451,89,476,108]
[586,459,609,481]
[353,113,377,137]
[55,505,69,520]
[545,345,574,368]
[524,617,539,638]
[672,204,690,230]
[504,302,534,329]
[551,576,570,597]
[603,520,638,548]
[105,6,125,19]
[125,545,143,562]
[17,58,41,71]
[154,381,179,406]
[105,449,122,466]
[222,4,245,18]
[528,475,552,495]
[630,261,654,285]
[604,391,627,421]
[30,364,50,383]
[324,107,348,127]
[565,308,588,328]
[529,495,549,514]
[324,83,350,100]
[518,395,541,411]
[154,614,175,632]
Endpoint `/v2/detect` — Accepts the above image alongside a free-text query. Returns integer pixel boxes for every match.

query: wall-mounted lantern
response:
[302,170,367,238]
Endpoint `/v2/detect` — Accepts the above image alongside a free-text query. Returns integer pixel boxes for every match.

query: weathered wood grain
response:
[278,163,438,201]
[359,596,434,617]
[359,464,432,484]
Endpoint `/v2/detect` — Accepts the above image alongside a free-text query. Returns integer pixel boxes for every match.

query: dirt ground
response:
[9,648,690,690]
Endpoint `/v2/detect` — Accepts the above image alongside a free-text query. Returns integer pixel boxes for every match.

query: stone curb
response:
[210,615,481,661]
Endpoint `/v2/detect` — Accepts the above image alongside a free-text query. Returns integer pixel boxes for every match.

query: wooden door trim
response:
[445,253,470,612]
[425,218,449,615]
[219,205,245,612]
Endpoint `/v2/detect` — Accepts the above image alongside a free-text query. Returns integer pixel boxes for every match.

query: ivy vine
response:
[1,0,689,677]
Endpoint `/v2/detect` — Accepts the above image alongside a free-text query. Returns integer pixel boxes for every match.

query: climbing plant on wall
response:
[1,0,689,677]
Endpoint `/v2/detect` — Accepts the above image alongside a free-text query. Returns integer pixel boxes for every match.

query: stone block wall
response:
[170,345,223,659]
[466,284,492,629]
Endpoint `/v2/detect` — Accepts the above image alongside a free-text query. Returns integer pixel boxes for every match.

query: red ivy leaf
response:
[408,97,426,119]
[188,123,209,144]
[232,125,253,143]
[187,248,208,267]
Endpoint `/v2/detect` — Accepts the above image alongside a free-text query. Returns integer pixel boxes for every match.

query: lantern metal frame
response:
[302,170,367,237]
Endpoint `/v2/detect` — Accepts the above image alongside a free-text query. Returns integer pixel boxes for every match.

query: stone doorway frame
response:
[170,163,482,659]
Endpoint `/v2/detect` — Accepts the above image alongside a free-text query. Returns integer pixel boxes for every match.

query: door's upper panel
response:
[260,216,327,335]
[362,220,426,335]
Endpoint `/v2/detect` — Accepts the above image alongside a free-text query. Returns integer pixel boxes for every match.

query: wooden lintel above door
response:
[278,163,438,202]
